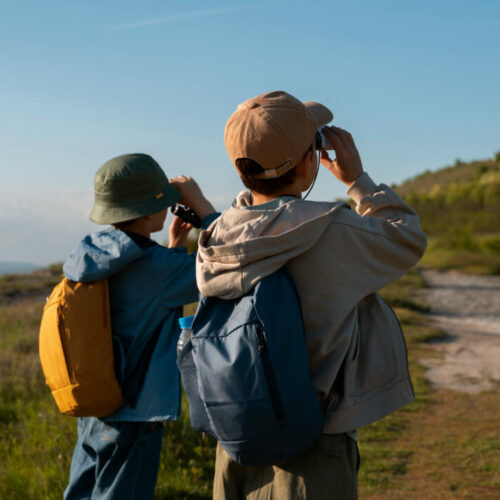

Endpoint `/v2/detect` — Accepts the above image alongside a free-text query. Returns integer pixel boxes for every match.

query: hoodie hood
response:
[196,192,347,299]
[63,228,145,282]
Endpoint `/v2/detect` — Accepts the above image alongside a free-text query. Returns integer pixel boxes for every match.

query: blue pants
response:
[64,417,164,500]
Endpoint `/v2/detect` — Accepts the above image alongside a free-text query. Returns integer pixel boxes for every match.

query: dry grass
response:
[421,246,500,276]
[358,275,500,499]
[362,389,500,499]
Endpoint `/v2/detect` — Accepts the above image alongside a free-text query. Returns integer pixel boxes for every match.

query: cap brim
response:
[304,101,333,127]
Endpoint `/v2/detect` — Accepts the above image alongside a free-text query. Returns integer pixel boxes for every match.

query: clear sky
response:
[1,0,499,265]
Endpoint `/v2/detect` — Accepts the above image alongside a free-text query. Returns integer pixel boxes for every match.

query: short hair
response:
[235,143,314,196]
[235,158,298,195]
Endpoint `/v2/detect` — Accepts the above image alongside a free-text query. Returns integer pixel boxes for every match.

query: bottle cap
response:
[178,315,194,329]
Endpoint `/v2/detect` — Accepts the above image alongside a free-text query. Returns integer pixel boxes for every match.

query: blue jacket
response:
[63,215,218,422]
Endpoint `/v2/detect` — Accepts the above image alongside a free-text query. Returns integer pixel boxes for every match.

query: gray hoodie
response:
[196,173,427,433]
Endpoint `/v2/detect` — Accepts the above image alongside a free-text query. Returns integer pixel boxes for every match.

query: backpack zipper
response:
[255,323,287,427]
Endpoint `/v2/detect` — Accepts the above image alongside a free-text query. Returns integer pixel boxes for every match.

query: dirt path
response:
[418,269,500,394]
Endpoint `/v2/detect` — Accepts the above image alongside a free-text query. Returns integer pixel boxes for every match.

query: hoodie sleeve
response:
[327,172,427,298]
[152,213,220,306]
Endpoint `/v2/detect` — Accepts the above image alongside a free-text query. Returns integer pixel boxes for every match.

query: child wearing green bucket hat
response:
[62,153,218,500]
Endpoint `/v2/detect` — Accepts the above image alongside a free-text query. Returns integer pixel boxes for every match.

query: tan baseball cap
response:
[224,90,333,179]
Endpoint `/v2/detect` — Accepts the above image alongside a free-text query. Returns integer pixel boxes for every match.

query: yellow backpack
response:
[39,278,124,417]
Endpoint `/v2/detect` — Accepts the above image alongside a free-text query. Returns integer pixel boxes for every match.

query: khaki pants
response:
[213,434,359,500]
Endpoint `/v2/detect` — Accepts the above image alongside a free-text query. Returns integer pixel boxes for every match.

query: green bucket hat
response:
[89,153,181,224]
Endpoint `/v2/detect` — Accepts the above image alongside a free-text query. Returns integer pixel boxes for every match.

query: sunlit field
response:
[0,265,498,498]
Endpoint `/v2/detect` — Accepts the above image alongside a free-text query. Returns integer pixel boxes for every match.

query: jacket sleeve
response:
[152,214,220,308]
[329,172,427,299]
[201,212,220,228]
[154,248,199,308]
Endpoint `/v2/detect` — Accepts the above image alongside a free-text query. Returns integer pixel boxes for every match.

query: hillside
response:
[0,264,62,303]
[393,151,500,274]
[395,155,500,198]
[394,152,500,236]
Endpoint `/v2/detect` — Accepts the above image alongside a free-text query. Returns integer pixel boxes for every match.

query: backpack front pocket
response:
[193,321,282,442]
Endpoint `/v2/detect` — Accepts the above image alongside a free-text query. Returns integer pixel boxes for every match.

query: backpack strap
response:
[280,265,331,415]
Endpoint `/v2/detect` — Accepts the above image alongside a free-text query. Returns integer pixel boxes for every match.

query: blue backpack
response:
[177,268,324,466]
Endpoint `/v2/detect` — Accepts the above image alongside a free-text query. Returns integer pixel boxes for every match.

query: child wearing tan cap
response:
[195,91,427,499]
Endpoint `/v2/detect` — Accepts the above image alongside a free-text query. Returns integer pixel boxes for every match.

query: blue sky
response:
[1,0,499,265]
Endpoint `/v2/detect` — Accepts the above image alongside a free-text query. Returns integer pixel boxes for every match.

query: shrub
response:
[440,226,478,251]
[480,236,500,253]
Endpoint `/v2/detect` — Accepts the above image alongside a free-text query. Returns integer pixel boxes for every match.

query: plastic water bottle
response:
[177,315,194,356]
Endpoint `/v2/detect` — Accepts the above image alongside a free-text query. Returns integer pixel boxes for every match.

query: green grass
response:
[378,269,429,312]
[0,300,75,499]
[0,287,215,499]
[357,273,437,494]
[358,270,499,498]
[1,267,498,498]
[422,237,500,275]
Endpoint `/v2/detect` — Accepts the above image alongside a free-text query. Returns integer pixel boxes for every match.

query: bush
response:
[480,236,500,253]
[440,226,478,251]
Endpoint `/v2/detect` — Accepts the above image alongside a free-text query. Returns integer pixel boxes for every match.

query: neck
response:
[112,223,151,239]
[124,228,151,239]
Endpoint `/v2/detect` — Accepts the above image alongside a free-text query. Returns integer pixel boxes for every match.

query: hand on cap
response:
[169,176,216,219]
[168,216,192,248]
[319,126,364,187]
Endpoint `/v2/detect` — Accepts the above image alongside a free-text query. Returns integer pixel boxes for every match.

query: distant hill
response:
[396,152,500,197]
[393,152,500,239]
[395,155,500,197]
[0,261,39,276]
[0,263,62,301]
